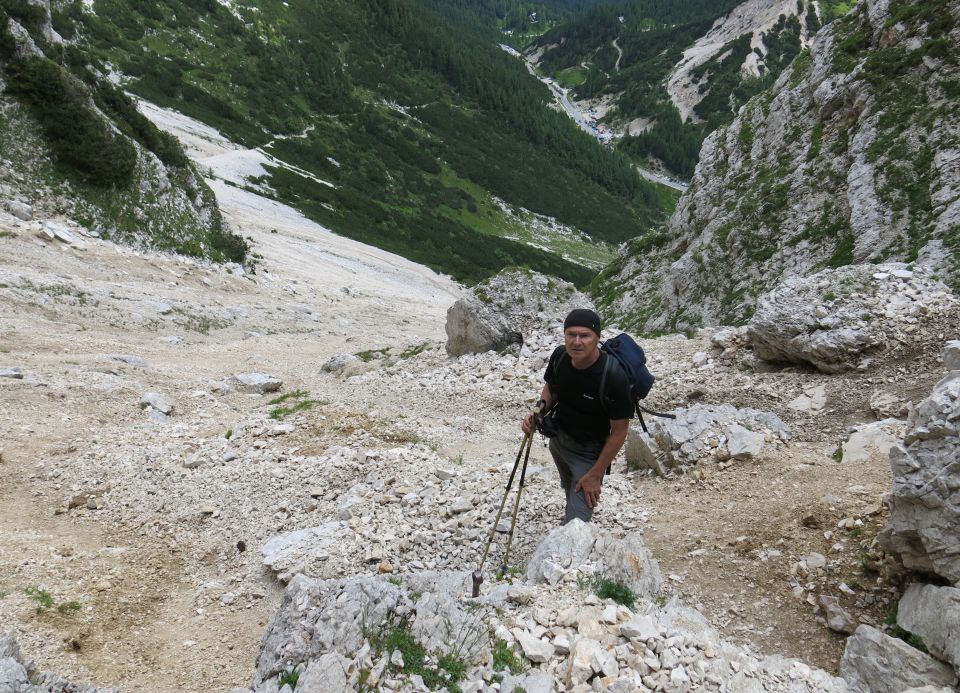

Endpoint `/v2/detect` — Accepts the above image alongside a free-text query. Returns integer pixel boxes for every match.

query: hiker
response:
[522,308,633,524]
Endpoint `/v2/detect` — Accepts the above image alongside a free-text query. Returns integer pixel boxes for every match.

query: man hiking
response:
[522,308,633,524]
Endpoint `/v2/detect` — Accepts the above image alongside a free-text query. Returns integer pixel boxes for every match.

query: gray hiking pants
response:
[548,428,604,524]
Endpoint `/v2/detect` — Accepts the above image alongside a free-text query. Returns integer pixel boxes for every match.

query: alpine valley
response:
[1,0,959,692]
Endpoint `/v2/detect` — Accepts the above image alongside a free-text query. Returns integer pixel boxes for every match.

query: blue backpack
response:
[601,333,655,401]
[599,333,674,433]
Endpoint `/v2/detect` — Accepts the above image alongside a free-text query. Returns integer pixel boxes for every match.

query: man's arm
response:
[575,419,629,507]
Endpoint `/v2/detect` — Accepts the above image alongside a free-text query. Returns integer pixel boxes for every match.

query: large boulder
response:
[840,625,957,693]
[879,351,960,584]
[526,519,661,599]
[747,264,957,373]
[252,572,485,691]
[445,269,591,356]
[897,584,960,674]
[625,404,790,474]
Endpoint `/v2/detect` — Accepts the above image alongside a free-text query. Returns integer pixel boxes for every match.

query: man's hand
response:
[521,412,537,435]
[575,470,603,508]
[521,395,548,434]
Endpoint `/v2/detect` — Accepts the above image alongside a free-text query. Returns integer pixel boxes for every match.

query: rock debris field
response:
[2,111,959,693]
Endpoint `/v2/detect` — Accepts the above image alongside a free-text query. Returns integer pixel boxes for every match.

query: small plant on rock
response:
[590,575,637,608]
[491,638,523,674]
[277,665,300,688]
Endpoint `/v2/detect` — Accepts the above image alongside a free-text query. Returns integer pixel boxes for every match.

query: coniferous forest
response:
[18,0,676,286]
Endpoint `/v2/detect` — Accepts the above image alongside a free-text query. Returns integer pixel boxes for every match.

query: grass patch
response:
[400,342,430,359]
[491,638,524,673]
[267,389,310,405]
[555,66,587,87]
[24,586,80,615]
[355,347,391,362]
[585,575,637,608]
[277,667,299,689]
[366,617,469,692]
[0,230,16,238]
[267,390,323,420]
[171,308,230,334]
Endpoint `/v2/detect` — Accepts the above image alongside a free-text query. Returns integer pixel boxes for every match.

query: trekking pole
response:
[471,404,542,598]
[499,428,535,575]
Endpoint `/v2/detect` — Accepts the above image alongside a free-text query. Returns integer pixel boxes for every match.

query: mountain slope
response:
[594,0,960,332]
[531,0,846,177]
[0,0,246,261]
[49,0,672,286]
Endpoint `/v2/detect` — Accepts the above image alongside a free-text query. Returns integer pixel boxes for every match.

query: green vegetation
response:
[534,0,821,177]
[491,638,524,673]
[365,617,471,692]
[884,604,929,653]
[268,390,322,420]
[47,0,670,285]
[586,574,637,608]
[24,586,81,615]
[277,667,300,689]
[3,56,136,186]
[0,0,247,263]
[556,65,588,87]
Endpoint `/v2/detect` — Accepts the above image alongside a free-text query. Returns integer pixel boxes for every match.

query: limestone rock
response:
[747,265,953,373]
[445,268,590,356]
[0,630,117,692]
[140,392,175,415]
[840,624,957,693]
[897,584,960,673]
[3,200,32,221]
[444,293,522,357]
[231,372,283,394]
[261,522,351,582]
[321,353,360,373]
[944,340,960,372]
[0,368,23,379]
[625,404,788,472]
[597,0,960,332]
[841,421,903,463]
[513,629,553,663]
[295,653,350,693]
[526,520,661,599]
[252,572,483,690]
[42,221,78,245]
[498,673,554,693]
[880,362,960,583]
[871,390,910,419]
[818,595,857,634]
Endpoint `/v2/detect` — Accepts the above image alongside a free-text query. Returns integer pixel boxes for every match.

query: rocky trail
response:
[2,107,958,692]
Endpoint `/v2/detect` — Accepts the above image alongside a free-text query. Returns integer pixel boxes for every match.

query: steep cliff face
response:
[596,0,960,332]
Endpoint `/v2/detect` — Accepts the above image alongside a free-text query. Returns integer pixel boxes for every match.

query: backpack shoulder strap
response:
[598,352,613,415]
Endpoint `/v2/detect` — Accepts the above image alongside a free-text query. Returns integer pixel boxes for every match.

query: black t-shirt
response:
[544,345,633,444]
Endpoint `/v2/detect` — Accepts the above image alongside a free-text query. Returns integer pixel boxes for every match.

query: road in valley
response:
[500,44,689,192]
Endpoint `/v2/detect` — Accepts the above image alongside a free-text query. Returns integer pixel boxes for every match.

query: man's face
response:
[564,326,599,357]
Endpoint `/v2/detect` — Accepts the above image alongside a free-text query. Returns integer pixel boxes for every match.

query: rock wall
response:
[596,0,960,332]
[880,342,960,584]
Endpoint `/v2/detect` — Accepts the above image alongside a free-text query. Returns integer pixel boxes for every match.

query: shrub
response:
[5,57,136,186]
